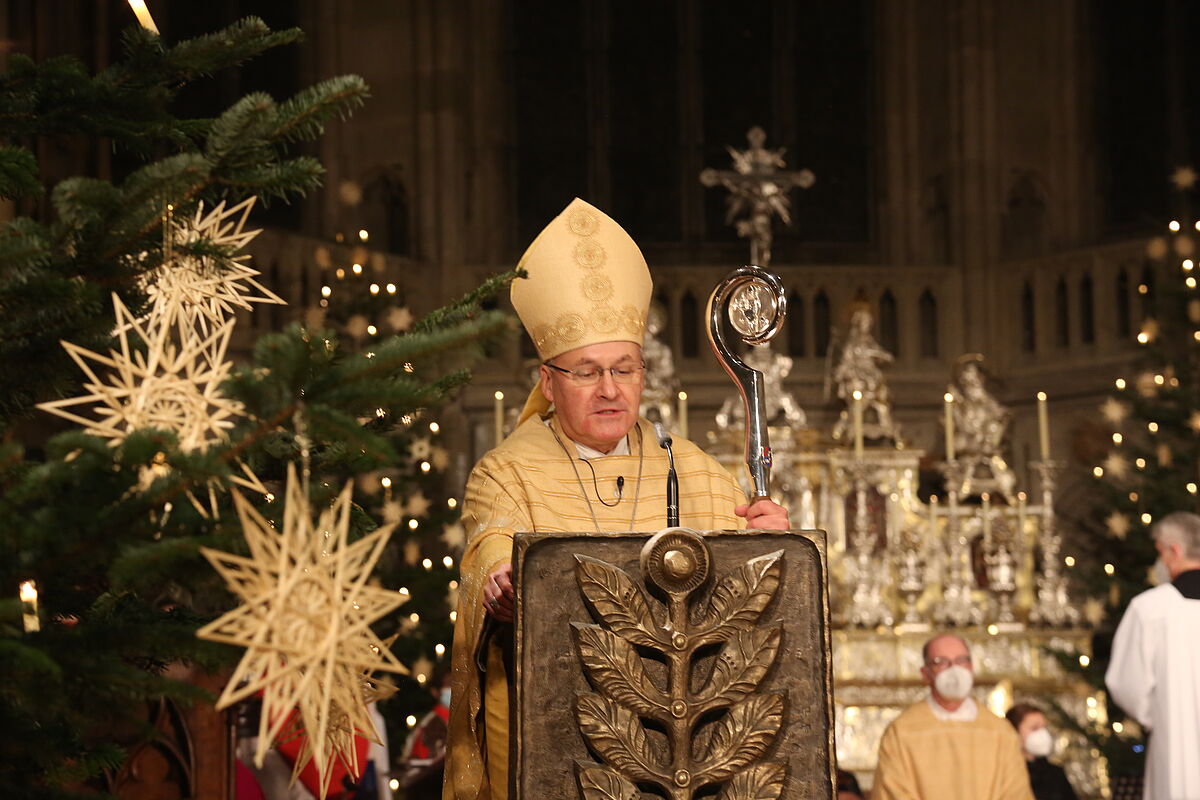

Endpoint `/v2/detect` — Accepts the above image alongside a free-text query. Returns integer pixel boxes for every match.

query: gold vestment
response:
[442,413,746,800]
[872,699,1034,800]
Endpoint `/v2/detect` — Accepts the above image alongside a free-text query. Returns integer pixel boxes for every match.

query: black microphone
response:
[654,423,679,528]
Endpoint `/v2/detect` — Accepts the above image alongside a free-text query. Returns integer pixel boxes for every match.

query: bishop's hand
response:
[736,497,790,530]
[483,562,514,622]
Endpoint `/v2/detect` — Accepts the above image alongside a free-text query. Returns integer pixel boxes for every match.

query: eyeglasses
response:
[544,361,646,386]
[926,655,972,670]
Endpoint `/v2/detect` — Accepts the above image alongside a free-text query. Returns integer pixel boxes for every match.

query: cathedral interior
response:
[7,1,1200,797]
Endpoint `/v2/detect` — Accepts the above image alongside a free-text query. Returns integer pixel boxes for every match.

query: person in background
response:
[836,768,863,799]
[1005,703,1078,800]
[402,668,453,799]
[872,632,1033,800]
[1106,511,1200,800]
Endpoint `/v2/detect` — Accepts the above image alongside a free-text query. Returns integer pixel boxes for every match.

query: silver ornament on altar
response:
[830,308,900,445]
[947,357,1018,501]
[706,266,787,501]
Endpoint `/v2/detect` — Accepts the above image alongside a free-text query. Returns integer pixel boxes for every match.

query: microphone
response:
[654,423,680,528]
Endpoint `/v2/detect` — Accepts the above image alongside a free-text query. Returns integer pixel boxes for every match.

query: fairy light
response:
[321,285,332,298]
[435,643,446,657]
[352,263,363,275]
[1188,483,1198,495]
[409,612,420,623]
[1138,283,1149,295]
[430,422,440,433]
[1113,721,1124,733]
[417,673,427,685]
[1188,277,1198,290]
[443,556,454,568]
[1136,458,1147,469]
[1148,422,1159,433]
[367,325,378,336]
[449,610,458,622]
[1185,259,1195,271]
[359,229,369,242]
[386,283,397,294]
[1129,492,1139,501]
[1092,466,1104,477]
[265,492,275,503]
[420,461,431,473]
[1064,556,1076,567]
[1141,512,1153,524]
[447,497,457,509]
[406,715,417,727]
[381,477,392,489]
[1115,377,1127,390]
[1079,654,1091,667]
[1154,374,1165,385]
[1169,220,1181,232]
[19,580,39,632]
[1112,433,1123,445]
[1137,331,1151,344]
[987,624,999,636]
[1104,563,1115,575]
[422,558,433,570]
[398,586,410,595]
[408,519,419,530]
[336,267,346,280]
[449,580,459,589]
[389,779,400,791]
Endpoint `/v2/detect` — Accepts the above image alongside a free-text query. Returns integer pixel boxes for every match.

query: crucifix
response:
[699,126,815,268]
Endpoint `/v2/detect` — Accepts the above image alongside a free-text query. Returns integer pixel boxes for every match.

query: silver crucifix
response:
[706,266,787,502]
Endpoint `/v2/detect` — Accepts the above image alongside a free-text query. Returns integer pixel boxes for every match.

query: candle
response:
[127,0,160,33]
[1037,391,1050,461]
[944,392,956,461]
[1017,491,1027,541]
[677,390,689,440]
[981,492,992,548]
[852,390,864,459]
[20,580,39,633]
[493,390,505,447]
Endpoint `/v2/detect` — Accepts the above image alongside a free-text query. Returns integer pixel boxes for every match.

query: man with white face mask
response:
[1106,511,1200,800]
[873,633,1033,800]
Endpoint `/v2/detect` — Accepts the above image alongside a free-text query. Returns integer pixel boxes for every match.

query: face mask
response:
[1024,727,1054,758]
[439,687,452,707]
[933,665,974,701]
[1153,559,1171,585]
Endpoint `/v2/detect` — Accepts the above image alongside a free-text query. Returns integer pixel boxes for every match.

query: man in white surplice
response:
[1106,511,1200,800]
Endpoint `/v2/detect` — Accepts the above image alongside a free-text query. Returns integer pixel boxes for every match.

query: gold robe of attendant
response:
[442,414,746,800]
[872,699,1035,800]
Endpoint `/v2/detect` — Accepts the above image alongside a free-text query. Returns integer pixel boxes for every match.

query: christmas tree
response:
[0,17,514,796]
[1065,171,1200,783]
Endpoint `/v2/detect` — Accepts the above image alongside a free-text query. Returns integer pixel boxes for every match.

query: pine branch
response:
[0,146,40,200]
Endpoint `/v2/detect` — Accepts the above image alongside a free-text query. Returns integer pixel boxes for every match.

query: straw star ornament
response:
[198,466,407,797]
[38,294,242,451]
[142,197,284,335]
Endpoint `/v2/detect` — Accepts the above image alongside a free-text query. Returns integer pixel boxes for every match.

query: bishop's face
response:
[540,341,644,454]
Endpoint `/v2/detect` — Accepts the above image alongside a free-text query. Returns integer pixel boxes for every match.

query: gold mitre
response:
[511,197,652,361]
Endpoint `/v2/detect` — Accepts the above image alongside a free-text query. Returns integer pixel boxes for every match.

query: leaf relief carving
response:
[698,550,783,646]
[575,692,663,783]
[717,761,787,800]
[697,693,785,785]
[577,763,645,800]
[573,623,667,717]
[576,555,662,648]
[697,625,782,708]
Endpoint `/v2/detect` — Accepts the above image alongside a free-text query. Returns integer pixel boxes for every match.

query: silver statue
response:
[830,308,900,445]
[947,358,1017,500]
[700,126,815,268]
[716,342,807,430]
[707,267,787,501]
[639,302,680,429]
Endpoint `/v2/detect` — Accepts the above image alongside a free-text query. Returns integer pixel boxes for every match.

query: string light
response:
[417,673,427,684]
[1185,259,1195,271]
[447,497,457,509]
[435,643,446,657]
[986,624,999,636]
[443,556,454,568]
[1141,512,1152,524]
[449,580,458,589]
[370,283,380,295]
[1138,283,1149,295]
[430,422,440,434]
[265,492,275,503]
[1136,458,1147,469]
[1137,331,1151,344]
[321,285,332,298]
[1064,556,1076,567]
[1112,433,1123,445]
[381,477,392,489]
[398,587,410,595]
[386,283,397,294]
[406,715,417,727]
[367,325,378,336]
[1188,483,1198,494]
[1154,374,1165,385]
[1115,378,1127,390]
[422,558,433,570]
[352,263,363,275]
[450,610,457,622]
[1104,563,1115,575]
[359,229,369,242]
[409,612,420,623]
[389,779,400,792]
[1079,654,1091,667]
[336,268,346,279]
[1092,466,1104,477]
[1129,492,1138,501]
[1169,220,1181,232]
[1148,422,1159,433]
[1113,721,1124,733]
[1189,276,1198,290]
[408,519,419,530]
[420,461,431,473]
